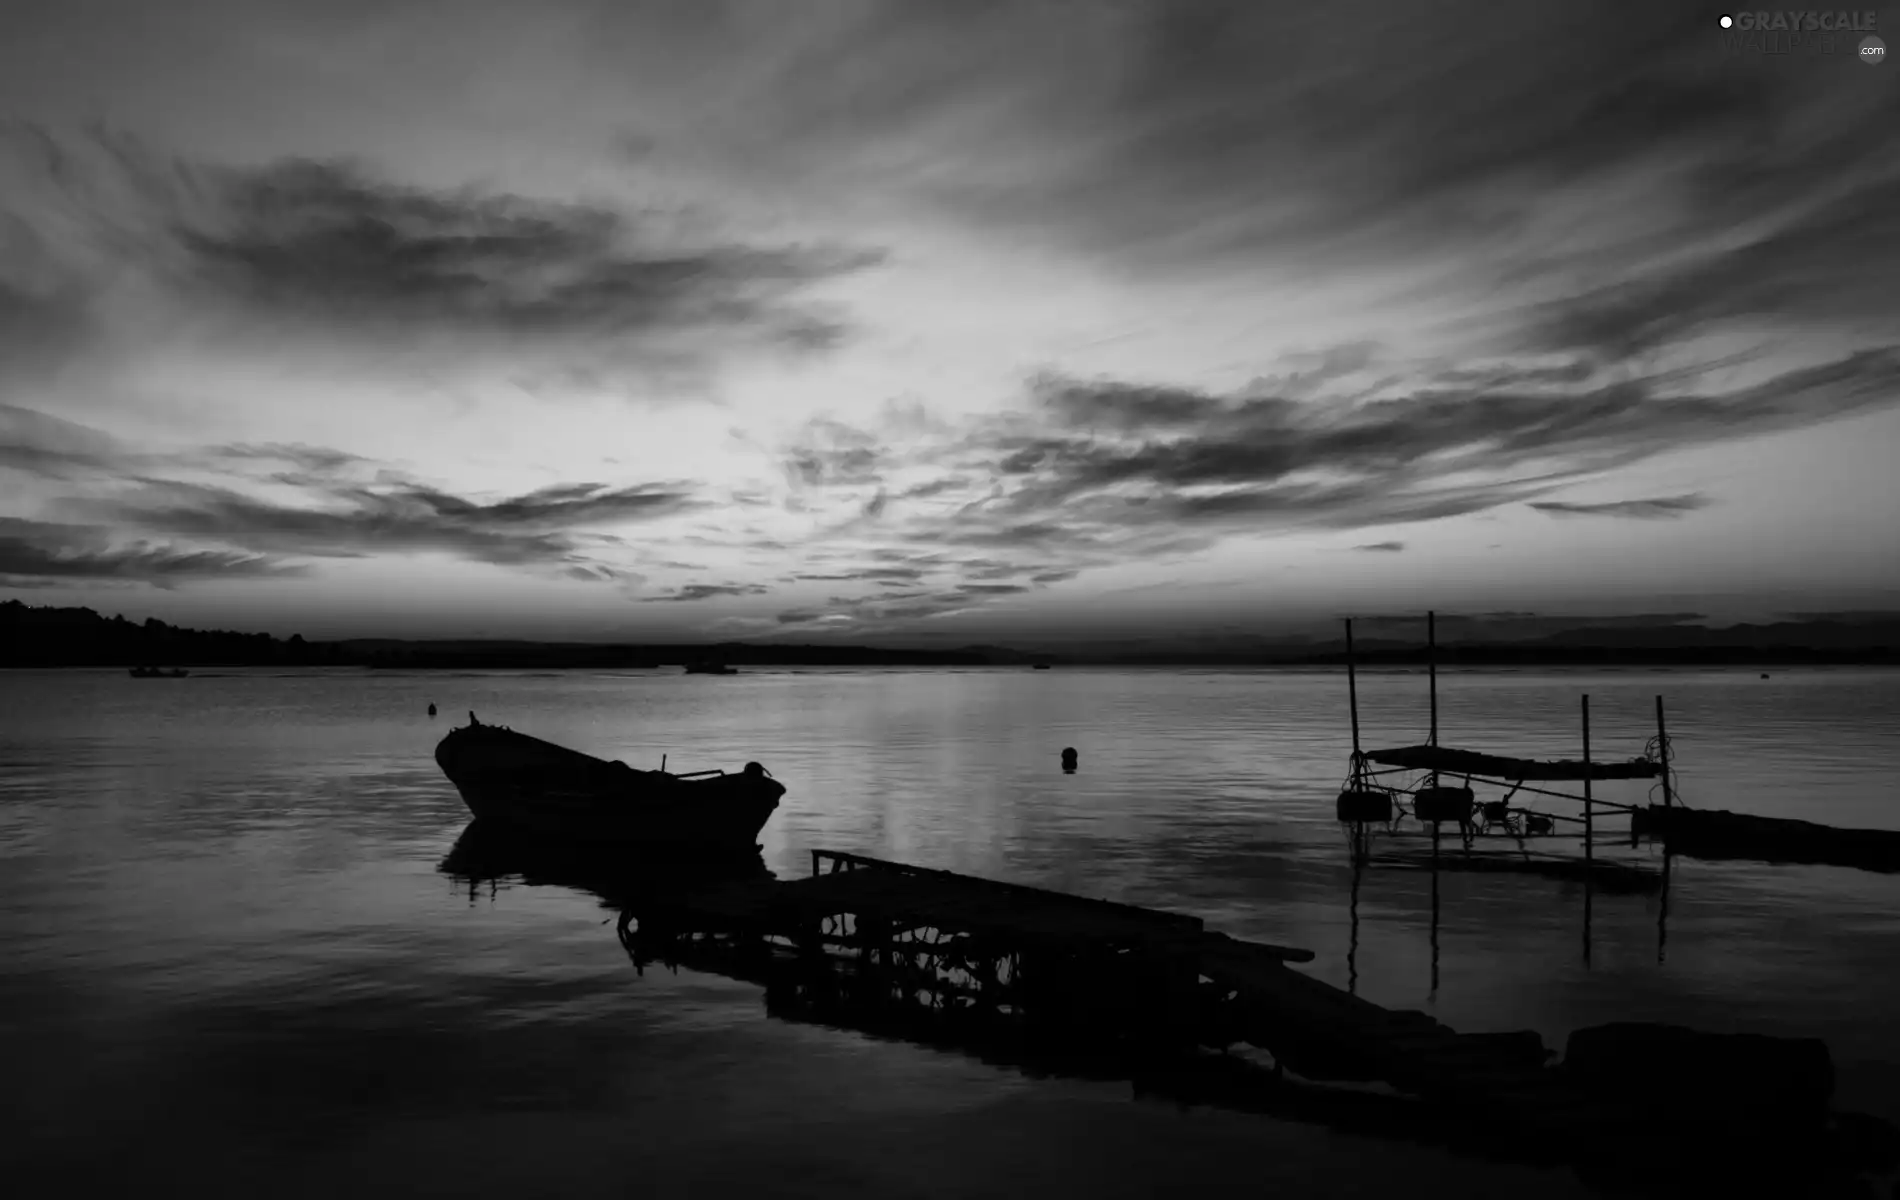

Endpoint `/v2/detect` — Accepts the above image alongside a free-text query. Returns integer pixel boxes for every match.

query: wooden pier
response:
[1335,611,1673,885]
[608,848,1893,1192]
[623,850,1626,1133]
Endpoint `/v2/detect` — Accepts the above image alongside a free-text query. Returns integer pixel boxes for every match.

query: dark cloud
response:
[180,156,879,341]
[1530,493,1712,519]
[768,344,1898,596]
[64,476,695,571]
[673,2,1870,272]
[1354,542,1405,552]
[0,404,128,478]
[642,583,769,603]
[0,517,305,586]
[1521,173,1900,359]
[1,126,884,374]
[4,407,697,582]
[587,1,1900,387]
[782,417,886,488]
[791,566,926,583]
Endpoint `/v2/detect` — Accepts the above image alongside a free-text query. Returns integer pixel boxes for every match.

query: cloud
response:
[0,125,885,380]
[782,416,887,488]
[641,582,769,603]
[65,476,697,570]
[757,343,1898,616]
[1,404,699,583]
[1530,493,1712,519]
[0,517,305,586]
[635,3,1886,281]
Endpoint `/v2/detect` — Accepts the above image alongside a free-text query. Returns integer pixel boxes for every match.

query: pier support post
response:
[1581,695,1594,868]
[1582,694,1595,964]
[1655,695,1673,812]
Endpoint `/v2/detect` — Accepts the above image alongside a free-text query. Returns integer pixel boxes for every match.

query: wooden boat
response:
[683,662,737,675]
[128,666,189,678]
[1633,804,1900,873]
[433,714,783,850]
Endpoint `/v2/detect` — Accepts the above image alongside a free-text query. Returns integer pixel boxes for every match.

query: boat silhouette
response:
[433,713,783,851]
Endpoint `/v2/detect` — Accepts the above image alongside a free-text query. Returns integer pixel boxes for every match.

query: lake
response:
[3,665,1898,1196]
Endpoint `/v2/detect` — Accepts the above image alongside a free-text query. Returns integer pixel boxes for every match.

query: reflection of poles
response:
[1429,852,1441,999]
[1655,694,1673,964]
[1656,694,1674,812]
[1348,859,1362,996]
[1581,694,1594,870]
[1582,693,1594,965]
[1426,610,1439,792]
[1657,846,1672,964]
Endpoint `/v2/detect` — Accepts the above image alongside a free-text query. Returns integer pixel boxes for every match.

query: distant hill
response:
[2,598,1895,668]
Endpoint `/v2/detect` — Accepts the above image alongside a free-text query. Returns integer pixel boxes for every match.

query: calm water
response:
[4,666,1899,1196]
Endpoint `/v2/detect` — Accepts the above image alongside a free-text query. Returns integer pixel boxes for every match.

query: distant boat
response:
[1031,662,1052,670]
[433,714,783,851]
[683,662,737,675]
[128,666,189,678]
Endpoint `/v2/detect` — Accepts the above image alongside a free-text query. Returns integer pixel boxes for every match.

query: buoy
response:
[1061,746,1078,773]
[427,703,437,716]
[1760,673,1770,679]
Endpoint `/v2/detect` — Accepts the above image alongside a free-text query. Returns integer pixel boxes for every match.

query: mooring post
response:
[1581,694,1594,869]
[1655,694,1673,812]
[1345,618,1362,764]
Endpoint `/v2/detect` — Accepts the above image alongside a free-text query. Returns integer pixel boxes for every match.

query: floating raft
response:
[1634,805,1900,873]
[1363,744,1662,782]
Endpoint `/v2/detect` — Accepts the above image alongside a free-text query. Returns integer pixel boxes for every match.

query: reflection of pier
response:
[439,827,1890,1194]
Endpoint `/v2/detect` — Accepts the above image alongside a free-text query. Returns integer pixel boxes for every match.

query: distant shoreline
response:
[6,650,1896,670]
[3,598,1894,669]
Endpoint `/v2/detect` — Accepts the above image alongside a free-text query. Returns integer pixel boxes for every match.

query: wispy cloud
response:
[0,125,885,384]
[733,343,1900,631]
[1530,493,1712,519]
[63,477,697,570]
[642,582,769,603]
[1,405,700,586]
[0,517,305,587]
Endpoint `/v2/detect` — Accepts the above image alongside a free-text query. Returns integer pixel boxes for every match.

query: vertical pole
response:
[1427,610,1438,748]
[1655,695,1673,811]
[1345,618,1362,760]
[1581,695,1594,868]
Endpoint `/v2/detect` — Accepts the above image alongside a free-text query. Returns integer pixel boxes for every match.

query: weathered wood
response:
[627,847,1783,1146]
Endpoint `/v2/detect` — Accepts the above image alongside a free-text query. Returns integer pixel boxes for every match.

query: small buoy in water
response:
[1061,746,1078,773]
[427,703,437,716]
[1760,673,1770,680]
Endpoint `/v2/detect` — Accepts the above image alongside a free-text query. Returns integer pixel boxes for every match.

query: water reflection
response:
[438,820,774,909]
[1339,844,1683,997]
[7,667,1900,1195]
[431,820,1578,1176]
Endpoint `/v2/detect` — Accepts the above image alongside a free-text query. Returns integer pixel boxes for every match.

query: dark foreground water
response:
[3,666,1898,1197]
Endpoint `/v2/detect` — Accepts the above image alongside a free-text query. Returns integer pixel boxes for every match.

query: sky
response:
[1,0,1897,645]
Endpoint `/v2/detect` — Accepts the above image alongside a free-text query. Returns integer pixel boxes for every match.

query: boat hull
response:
[434,723,782,850]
